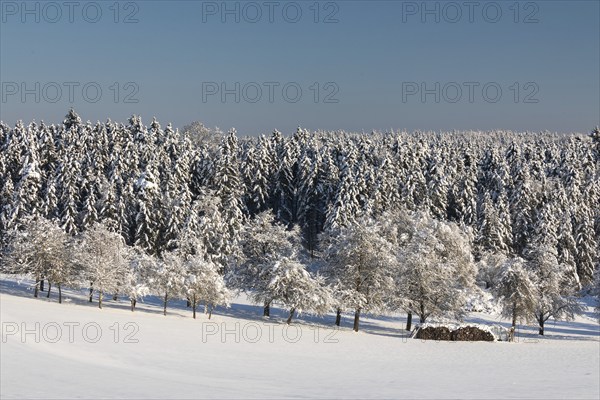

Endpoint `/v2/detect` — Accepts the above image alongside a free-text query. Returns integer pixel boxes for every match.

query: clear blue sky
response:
[1,0,599,135]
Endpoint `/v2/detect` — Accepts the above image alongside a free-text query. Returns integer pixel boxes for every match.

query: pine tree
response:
[324,150,361,231]
[452,152,478,226]
[245,135,275,216]
[425,152,449,219]
[56,156,80,235]
[134,162,161,255]
[9,146,42,225]
[213,130,245,248]
[372,154,400,216]
[509,165,536,255]
[0,177,14,241]
[574,205,597,286]
[476,192,511,256]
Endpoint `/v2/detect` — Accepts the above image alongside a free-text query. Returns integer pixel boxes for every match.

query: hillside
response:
[1,277,598,399]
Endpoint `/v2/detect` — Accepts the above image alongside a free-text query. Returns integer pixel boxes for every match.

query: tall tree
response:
[493,257,537,328]
[230,211,301,316]
[75,223,131,308]
[321,215,397,332]
[393,211,476,328]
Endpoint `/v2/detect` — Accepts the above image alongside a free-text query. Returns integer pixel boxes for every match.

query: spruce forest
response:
[1,110,599,334]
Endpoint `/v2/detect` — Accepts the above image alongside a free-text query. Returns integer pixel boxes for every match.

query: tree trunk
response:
[99,291,103,309]
[58,284,62,304]
[88,286,93,303]
[113,293,118,301]
[186,298,191,308]
[263,301,271,317]
[511,307,517,328]
[208,305,213,319]
[538,317,544,335]
[130,299,136,312]
[192,295,197,319]
[40,279,44,292]
[353,309,361,332]
[46,282,51,298]
[335,308,341,326]
[287,308,296,324]
[406,312,413,331]
[163,292,168,316]
[34,276,40,298]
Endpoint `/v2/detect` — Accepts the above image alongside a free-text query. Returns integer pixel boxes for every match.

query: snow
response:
[1,277,599,399]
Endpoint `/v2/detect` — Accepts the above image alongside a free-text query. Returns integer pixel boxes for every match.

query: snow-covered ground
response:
[1,277,599,399]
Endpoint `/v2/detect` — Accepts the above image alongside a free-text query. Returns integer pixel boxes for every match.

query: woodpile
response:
[415,325,495,342]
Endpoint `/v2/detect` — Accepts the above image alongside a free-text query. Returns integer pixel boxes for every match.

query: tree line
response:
[1,110,598,334]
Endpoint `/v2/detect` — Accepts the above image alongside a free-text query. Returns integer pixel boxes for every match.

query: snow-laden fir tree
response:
[195,190,232,271]
[323,150,361,231]
[8,145,42,226]
[296,146,322,255]
[574,204,597,286]
[213,129,245,245]
[134,161,161,255]
[475,192,512,257]
[56,154,80,235]
[424,151,449,220]
[244,135,275,216]
[450,151,478,226]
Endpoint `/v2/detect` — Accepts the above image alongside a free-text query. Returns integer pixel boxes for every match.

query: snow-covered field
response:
[1,278,599,399]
